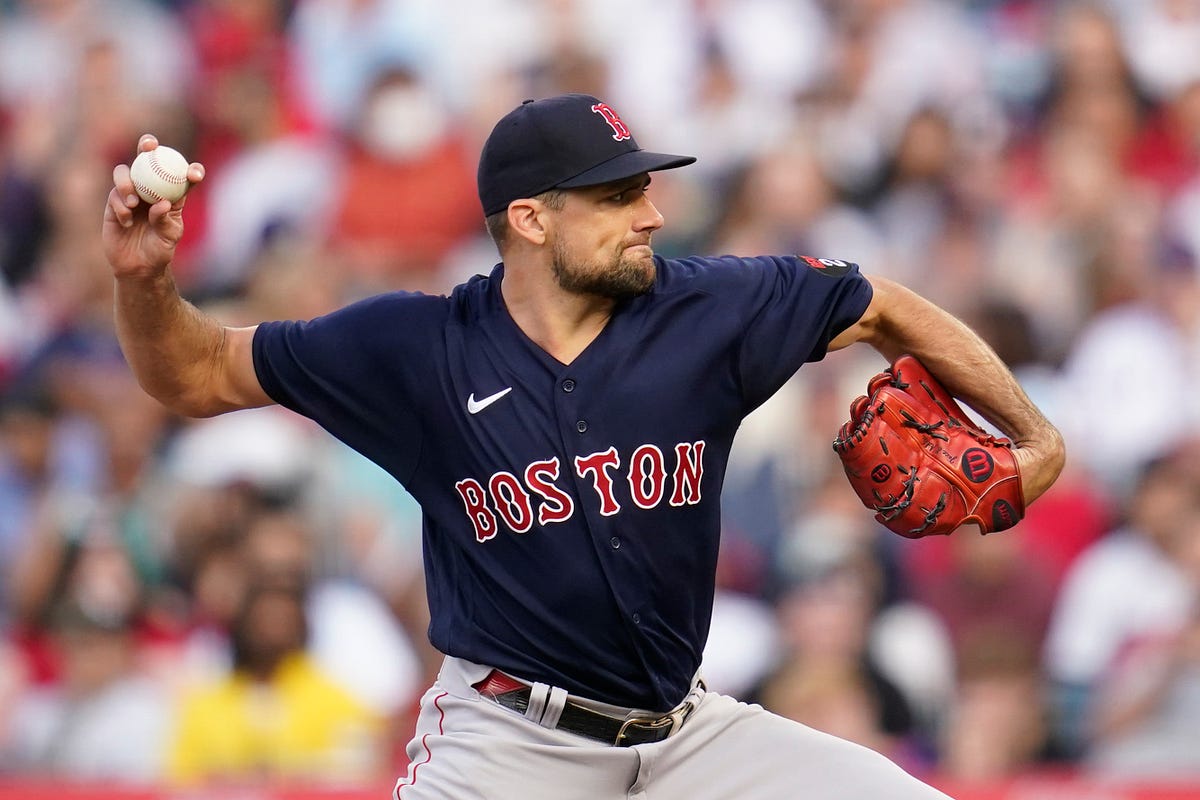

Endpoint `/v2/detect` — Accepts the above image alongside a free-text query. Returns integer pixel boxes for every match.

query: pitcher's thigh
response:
[649,693,951,800]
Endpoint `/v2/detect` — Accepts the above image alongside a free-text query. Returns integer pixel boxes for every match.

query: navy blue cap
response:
[477,94,696,216]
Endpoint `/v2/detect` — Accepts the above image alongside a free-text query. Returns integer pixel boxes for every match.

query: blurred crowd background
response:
[2,0,1200,791]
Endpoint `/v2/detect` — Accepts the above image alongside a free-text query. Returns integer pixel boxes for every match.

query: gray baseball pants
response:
[393,656,953,799]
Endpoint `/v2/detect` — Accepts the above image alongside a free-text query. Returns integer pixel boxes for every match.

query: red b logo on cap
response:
[592,103,631,141]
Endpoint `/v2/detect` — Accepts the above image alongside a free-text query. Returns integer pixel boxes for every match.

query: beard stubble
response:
[551,238,656,300]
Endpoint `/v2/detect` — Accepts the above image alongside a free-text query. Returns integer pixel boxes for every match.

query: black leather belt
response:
[473,670,701,747]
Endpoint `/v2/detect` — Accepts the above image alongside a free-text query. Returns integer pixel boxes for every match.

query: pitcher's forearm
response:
[106,139,269,416]
[114,269,228,416]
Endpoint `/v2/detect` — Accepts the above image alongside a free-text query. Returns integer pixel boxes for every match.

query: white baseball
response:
[129,145,191,204]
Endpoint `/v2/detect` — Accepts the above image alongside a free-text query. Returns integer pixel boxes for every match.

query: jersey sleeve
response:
[728,254,872,410]
[252,293,439,484]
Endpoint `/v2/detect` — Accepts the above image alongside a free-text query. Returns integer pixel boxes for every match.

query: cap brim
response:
[555,149,696,189]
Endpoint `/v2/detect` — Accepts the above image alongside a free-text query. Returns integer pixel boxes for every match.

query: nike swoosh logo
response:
[466,387,513,414]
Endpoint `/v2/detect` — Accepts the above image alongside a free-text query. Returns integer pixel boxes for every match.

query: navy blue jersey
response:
[252,254,872,711]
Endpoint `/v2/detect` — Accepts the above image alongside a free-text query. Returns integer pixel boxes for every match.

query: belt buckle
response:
[614,702,691,745]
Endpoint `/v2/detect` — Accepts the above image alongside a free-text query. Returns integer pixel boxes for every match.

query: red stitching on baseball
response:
[149,152,188,184]
[132,178,163,202]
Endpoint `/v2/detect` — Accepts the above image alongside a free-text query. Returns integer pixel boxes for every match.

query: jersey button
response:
[562,379,576,392]
[610,537,620,550]
[632,613,641,624]
[576,420,588,433]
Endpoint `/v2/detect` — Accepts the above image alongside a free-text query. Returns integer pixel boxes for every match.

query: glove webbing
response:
[834,400,950,453]
[832,406,876,453]
[835,397,961,536]
[912,492,948,536]
[875,398,954,535]
[872,465,918,521]
[916,380,966,428]
[898,408,949,441]
[870,465,949,536]
[890,368,970,431]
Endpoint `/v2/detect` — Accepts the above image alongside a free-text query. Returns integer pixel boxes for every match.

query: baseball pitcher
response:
[102,94,1064,798]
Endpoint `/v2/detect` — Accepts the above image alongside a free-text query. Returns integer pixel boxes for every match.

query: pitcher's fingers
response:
[138,134,159,153]
[168,162,204,209]
[105,187,135,228]
[112,163,140,208]
[186,163,205,188]
[146,197,174,225]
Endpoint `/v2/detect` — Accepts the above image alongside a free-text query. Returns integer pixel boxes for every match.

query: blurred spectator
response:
[3,366,174,690]
[288,0,433,131]
[164,405,318,498]
[176,0,303,281]
[0,119,51,298]
[770,443,957,738]
[870,107,962,293]
[762,658,900,760]
[993,2,1160,358]
[702,535,783,699]
[197,124,336,293]
[1043,447,1200,757]
[241,507,422,722]
[314,444,439,709]
[0,599,170,782]
[0,0,192,111]
[705,131,885,268]
[167,580,385,786]
[970,0,1055,117]
[1057,242,1200,494]
[914,530,1057,686]
[814,0,998,199]
[0,386,98,604]
[185,0,295,128]
[156,519,248,688]
[937,638,1050,782]
[758,539,923,767]
[237,237,345,324]
[1084,511,1200,778]
[994,118,1157,359]
[188,5,335,294]
[328,67,480,294]
[289,0,552,130]
[0,540,171,782]
[581,0,825,167]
